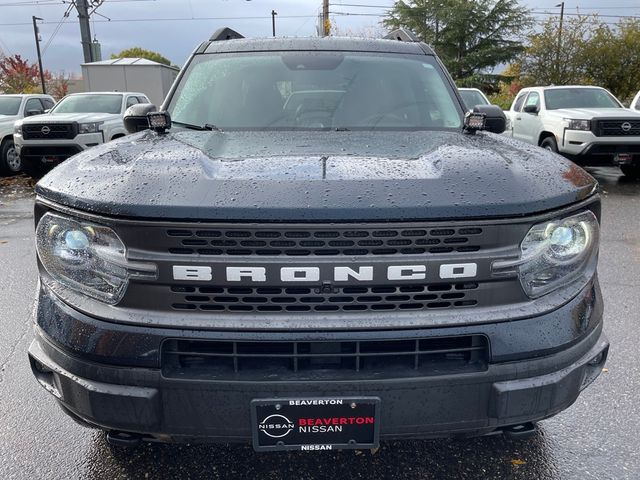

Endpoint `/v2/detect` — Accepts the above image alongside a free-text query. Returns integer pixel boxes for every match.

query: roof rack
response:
[384,28,420,42]
[210,27,244,42]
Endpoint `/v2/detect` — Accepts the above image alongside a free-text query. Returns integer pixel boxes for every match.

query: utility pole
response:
[322,0,330,37]
[271,10,277,37]
[555,2,565,80]
[32,16,46,94]
[76,0,94,63]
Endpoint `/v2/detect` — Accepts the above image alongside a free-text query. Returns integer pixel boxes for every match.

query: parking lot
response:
[0,167,638,480]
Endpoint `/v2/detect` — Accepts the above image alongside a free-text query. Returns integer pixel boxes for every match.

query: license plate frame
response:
[251,397,380,452]
[614,153,633,165]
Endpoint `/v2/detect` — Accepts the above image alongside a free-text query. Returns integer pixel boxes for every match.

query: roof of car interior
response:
[202,36,432,56]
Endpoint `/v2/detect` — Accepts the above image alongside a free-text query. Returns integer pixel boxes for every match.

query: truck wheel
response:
[21,156,50,179]
[0,139,21,176]
[540,137,558,153]
[621,164,640,179]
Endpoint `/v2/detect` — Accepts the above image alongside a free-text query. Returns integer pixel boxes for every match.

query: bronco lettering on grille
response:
[172,264,478,282]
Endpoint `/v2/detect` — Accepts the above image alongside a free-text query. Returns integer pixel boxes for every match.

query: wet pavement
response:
[0,168,638,479]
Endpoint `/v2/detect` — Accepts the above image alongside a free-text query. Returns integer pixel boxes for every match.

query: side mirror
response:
[26,109,43,117]
[123,103,158,133]
[523,104,539,114]
[464,105,506,134]
[44,109,51,114]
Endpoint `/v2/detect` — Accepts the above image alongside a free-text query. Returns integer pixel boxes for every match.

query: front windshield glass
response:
[169,52,462,130]
[459,90,489,109]
[0,97,22,116]
[544,88,622,110]
[51,94,123,114]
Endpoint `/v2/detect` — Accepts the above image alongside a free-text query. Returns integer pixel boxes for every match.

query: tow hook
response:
[106,430,143,448]
[502,422,537,439]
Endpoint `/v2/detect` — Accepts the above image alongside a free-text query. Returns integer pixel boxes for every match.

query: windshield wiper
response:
[173,121,222,132]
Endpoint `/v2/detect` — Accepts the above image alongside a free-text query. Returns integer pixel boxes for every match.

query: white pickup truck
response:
[14,91,149,177]
[505,86,640,178]
[0,94,55,175]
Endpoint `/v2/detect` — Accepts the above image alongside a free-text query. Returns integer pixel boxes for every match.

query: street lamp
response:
[32,16,46,94]
[555,2,565,79]
[272,10,277,37]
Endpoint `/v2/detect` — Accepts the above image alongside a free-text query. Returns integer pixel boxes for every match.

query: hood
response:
[36,129,597,222]
[21,112,119,124]
[550,108,640,119]
[0,114,20,125]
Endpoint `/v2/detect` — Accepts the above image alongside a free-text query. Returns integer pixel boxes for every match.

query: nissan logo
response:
[41,126,51,135]
[621,122,632,132]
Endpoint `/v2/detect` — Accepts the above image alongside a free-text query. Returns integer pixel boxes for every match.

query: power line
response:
[0,14,320,27]
[42,1,74,55]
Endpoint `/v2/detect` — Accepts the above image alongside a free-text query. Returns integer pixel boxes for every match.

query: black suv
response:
[29,29,608,451]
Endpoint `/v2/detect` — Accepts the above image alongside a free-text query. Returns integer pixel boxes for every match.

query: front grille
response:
[161,335,489,381]
[22,123,77,140]
[595,120,640,136]
[169,282,481,313]
[165,226,484,257]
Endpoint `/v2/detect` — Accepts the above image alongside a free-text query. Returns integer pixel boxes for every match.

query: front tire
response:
[540,136,558,153]
[0,139,21,176]
[621,164,640,179]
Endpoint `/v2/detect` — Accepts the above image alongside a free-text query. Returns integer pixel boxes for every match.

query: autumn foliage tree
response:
[0,54,50,94]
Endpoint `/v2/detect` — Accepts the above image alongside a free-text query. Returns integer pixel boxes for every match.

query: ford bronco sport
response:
[28,29,608,451]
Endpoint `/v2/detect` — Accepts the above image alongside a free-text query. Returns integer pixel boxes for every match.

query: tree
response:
[519,16,640,104]
[0,54,50,94]
[582,20,640,104]
[384,0,533,80]
[111,47,172,66]
[47,71,72,99]
[520,15,598,86]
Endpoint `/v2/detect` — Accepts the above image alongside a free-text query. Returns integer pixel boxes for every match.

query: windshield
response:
[0,97,22,116]
[544,88,622,110]
[51,94,123,114]
[459,90,489,109]
[168,52,462,130]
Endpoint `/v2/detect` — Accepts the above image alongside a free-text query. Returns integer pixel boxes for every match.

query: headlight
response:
[14,122,22,135]
[493,210,599,298]
[565,119,591,131]
[36,212,129,304]
[78,122,103,134]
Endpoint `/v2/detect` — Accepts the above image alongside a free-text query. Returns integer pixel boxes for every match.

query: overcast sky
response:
[0,0,638,74]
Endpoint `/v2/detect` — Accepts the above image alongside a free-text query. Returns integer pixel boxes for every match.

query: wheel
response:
[540,136,558,153]
[21,155,51,179]
[0,138,22,176]
[620,164,640,179]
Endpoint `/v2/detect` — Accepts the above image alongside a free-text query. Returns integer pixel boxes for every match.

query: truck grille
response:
[161,335,489,381]
[169,282,481,313]
[165,226,484,256]
[594,120,640,136]
[22,123,77,140]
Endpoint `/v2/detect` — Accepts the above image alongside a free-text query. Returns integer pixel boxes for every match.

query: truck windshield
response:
[459,90,489,109]
[0,97,22,116]
[544,88,622,110]
[169,52,462,130]
[51,94,123,114]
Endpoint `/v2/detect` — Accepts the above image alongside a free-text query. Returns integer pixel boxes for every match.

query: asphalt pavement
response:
[0,168,638,480]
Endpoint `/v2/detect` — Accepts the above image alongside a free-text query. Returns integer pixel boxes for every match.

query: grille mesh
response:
[166,226,484,256]
[170,282,480,313]
[595,120,640,136]
[161,335,489,380]
[22,123,77,140]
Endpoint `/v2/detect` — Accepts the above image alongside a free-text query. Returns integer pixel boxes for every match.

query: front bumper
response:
[28,279,608,443]
[560,130,640,165]
[14,132,104,163]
